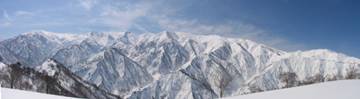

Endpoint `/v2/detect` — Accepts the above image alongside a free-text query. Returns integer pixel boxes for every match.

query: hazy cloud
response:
[78,0,98,10]
[0,22,11,27]
[1,10,12,27]
[99,1,151,30]
[2,10,11,20]
[155,17,234,34]
[14,11,35,17]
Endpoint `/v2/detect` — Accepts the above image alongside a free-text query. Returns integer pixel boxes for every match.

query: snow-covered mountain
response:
[0,31,360,99]
[0,31,86,67]
[0,31,129,67]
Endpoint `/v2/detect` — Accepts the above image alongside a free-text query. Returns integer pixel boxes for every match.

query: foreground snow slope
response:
[1,88,77,99]
[224,80,360,99]
[4,80,359,99]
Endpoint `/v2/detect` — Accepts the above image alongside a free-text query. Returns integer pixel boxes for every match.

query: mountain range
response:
[0,31,359,99]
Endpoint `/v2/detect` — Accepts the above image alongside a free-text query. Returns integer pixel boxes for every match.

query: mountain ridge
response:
[0,31,360,99]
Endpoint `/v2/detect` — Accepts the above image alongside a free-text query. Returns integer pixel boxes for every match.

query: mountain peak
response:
[24,30,71,38]
[23,30,87,44]
[85,31,132,46]
[159,31,179,40]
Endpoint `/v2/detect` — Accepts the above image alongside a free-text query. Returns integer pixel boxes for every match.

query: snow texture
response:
[1,87,78,99]
[224,80,360,99]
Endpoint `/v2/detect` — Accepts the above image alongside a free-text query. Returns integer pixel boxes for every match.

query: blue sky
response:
[0,0,359,57]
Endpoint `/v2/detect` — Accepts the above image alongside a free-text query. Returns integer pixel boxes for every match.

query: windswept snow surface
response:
[224,80,360,99]
[1,88,78,99]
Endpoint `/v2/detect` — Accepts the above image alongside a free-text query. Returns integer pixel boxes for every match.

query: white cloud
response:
[99,2,151,30]
[76,0,156,32]
[156,17,234,34]
[0,22,11,27]
[154,15,263,36]
[14,11,34,17]
[1,10,12,27]
[78,0,97,10]
[2,10,10,20]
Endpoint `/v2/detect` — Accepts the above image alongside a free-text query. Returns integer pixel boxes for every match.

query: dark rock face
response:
[0,62,120,99]
[279,72,299,88]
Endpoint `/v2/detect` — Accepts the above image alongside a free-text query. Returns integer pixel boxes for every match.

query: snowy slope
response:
[240,49,360,96]
[1,87,77,99]
[224,80,360,99]
[16,74,358,99]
